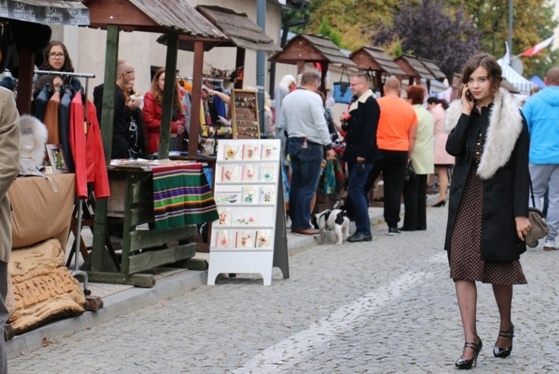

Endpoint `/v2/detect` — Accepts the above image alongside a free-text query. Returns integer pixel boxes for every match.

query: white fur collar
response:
[348,89,373,112]
[445,88,523,179]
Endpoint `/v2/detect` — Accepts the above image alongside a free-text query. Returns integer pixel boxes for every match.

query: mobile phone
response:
[466,90,473,102]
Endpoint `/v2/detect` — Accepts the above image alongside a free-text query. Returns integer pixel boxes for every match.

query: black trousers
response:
[403,174,428,229]
[365,150,408,228]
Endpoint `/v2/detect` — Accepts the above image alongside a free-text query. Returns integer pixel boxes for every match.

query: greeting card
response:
[219,165,241,183]
[216,208,232,226]
[255,230,273,249]
[260,165,277,183]
[223,144,242,160]
[259,186,276,204]
[243,165,258,182]
[233,213,258,225]
[261,144,280,160]
[214,190,242,204]
[242,186,258,204]
[236,230,256,249]
[243,144,261,160]
[215,230,232,249]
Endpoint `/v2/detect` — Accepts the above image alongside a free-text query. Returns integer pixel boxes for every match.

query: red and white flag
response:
[521,36,554,57]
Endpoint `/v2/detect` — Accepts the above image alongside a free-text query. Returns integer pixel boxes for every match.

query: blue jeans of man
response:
[288,138,323,230]
[348,162,373,236]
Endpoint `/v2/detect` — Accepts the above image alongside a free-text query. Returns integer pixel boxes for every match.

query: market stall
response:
[394,53,437,92]
[0,0,94,336]
[158,5,282,158]
[268,33,355,212]
[82,0,225,286]
[349,45,407,94]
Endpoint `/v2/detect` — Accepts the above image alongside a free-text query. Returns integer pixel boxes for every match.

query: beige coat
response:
[0,87,20,263]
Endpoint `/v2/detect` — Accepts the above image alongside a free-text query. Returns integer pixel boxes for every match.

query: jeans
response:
[529,163,559,241]
[288,138,324,230]
[348,162,373,235]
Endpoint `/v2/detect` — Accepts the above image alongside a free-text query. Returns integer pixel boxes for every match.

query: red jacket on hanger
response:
[69,92,110,199]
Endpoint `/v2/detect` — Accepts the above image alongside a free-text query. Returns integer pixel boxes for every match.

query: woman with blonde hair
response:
[142,68,186,154]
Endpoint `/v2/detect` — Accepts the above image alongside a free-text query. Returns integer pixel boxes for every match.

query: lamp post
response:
[509,0,513,60]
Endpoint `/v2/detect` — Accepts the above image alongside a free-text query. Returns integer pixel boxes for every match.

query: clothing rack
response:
[177,76,224,84]
[34,70,96,79]
[35,69,95,296]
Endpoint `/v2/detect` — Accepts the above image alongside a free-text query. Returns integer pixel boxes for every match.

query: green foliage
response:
[288,0,557,77]
[317,18,342,47]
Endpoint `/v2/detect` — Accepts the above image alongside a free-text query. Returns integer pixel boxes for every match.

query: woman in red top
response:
[142,68,186,154]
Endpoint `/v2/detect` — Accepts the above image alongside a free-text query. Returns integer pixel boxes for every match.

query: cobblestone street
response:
[8,207,559,373]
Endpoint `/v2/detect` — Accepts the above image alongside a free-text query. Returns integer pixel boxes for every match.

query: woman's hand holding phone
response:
[461,84,475,114]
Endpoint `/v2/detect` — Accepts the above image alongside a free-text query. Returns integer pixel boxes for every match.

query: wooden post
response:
[92,24,119,273]
[188,41,204,158]
[234,47,245,89]
[15,49,34,115]
[158,30,179,160]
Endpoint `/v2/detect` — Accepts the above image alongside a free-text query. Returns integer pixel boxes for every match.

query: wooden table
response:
[86,162,218,287]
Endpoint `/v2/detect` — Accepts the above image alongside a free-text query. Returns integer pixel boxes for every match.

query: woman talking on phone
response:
[444,53,530,369]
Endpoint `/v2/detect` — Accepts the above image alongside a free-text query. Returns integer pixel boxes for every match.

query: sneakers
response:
[543,239,557,251]
[388,227,401,236]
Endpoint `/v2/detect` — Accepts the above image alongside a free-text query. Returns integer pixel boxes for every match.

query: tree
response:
[373,0,481,79]
[445,0,558,78]
[305,0,401,50]
[317,18,342,47]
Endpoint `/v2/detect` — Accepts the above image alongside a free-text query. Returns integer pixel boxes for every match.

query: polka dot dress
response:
[450,134,527,285]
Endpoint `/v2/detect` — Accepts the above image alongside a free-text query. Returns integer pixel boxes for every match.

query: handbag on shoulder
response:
[526,178,550,248]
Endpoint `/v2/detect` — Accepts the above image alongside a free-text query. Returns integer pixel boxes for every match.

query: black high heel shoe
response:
[455,337,482,370]
[432,199,446,207]
[493,325,514,358]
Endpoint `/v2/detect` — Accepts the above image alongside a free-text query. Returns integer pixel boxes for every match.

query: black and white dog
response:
[311,209,350,245]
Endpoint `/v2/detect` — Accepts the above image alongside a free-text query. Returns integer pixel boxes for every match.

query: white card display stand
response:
[207,139,289,286]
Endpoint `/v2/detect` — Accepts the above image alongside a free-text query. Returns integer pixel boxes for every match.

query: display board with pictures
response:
[208,139,288,286]
[231,89,260,140]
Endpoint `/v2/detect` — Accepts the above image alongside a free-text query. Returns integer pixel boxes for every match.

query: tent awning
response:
[0,0,89,25]
[497,58,534,94]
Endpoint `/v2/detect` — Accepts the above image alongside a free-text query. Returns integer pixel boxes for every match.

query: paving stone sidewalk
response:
[8,205,559,373]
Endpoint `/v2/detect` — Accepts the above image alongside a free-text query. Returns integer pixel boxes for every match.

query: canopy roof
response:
[269,33,355,66]
[418,57,446,81]
[497,58,534,94]
[83,0,225,38]
[196,5,281,52]
[395,53,436,80]
[0,0,89,25]
[349,46,405,76]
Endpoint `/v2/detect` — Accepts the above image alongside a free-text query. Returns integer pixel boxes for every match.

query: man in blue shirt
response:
[522,67,559,251]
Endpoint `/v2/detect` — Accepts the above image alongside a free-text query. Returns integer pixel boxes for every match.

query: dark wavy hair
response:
[406,85,425,105]
[38,40,75,72]
[459,53,502,98]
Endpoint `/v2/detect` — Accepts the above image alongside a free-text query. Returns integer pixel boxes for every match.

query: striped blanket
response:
[152,163,218,230]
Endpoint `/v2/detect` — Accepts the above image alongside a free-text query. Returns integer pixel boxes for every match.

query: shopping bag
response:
[332,66,352,104]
